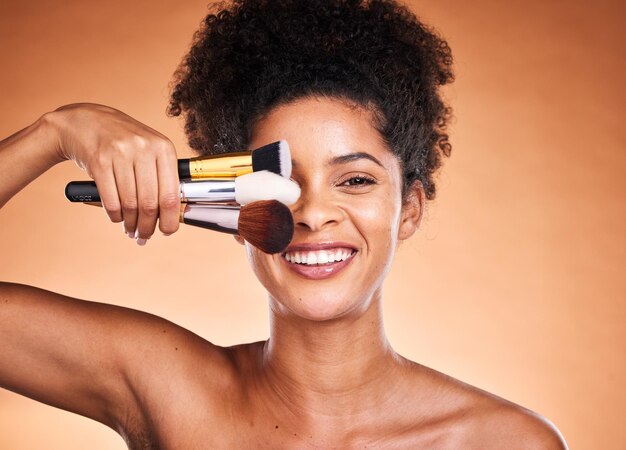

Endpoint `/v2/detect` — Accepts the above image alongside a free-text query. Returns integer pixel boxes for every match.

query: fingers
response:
[95,166,123,224]
[134,155,159,245]
[126,141,179,245]
[94,139,179,245]
[156,146,180,236]
[66,104,180,245]
[112,159,138,237]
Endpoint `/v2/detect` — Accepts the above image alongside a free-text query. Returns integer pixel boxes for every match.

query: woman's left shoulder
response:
[465,397,568,450]
[452,382,568,449]
[402,363,568,449]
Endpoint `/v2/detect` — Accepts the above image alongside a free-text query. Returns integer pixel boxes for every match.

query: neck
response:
[258,289,404,424]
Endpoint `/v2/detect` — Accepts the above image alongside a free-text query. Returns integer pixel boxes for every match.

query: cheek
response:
[244,243,265,277]
[244,243,279,291]
[347,192,402,250]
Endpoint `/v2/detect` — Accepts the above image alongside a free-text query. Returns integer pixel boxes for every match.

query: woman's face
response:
[245,96,422,321]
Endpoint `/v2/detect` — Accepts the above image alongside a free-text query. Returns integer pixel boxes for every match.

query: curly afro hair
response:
[168,0,453,200]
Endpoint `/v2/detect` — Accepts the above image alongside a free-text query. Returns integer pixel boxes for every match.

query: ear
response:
[233,234,246,246]
[398,180,425,241]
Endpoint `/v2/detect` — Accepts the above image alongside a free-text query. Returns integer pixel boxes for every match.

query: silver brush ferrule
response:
[180,179,236,203]
[181,204,240,235]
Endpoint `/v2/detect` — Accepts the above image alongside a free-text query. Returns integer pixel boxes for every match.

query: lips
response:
[280,242,357,280]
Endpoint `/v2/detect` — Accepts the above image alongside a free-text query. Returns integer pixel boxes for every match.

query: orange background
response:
[0,0,624,449]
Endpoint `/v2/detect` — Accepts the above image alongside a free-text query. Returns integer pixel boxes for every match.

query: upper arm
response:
[0,281,148,428]
[0,281,230,433]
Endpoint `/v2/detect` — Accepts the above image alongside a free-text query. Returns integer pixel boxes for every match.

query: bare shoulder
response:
[116,305,234,368]
[463,394,568,450]
[400,362,568,449]
[113,305,241,399]
[103,304,244,446]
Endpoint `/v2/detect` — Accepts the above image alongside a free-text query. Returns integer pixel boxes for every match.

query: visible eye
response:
[344,176,374,186]
[338,174,377,188]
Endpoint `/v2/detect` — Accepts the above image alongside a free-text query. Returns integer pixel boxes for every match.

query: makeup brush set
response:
[65,141,299,254]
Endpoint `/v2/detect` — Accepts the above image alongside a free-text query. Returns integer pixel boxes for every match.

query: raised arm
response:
[0,104,190,430]
[1,103,181,238]
[0,110,65,208]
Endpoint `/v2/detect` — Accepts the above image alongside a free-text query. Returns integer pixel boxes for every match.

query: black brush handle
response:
[65,159,192,202]
[64,158,192,202]
[65,181,101,202]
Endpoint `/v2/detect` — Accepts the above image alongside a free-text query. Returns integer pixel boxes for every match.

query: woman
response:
[0,0,567,448]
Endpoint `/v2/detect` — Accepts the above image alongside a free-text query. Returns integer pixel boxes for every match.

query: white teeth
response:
[283,248,354,265]
[307,251,318,265]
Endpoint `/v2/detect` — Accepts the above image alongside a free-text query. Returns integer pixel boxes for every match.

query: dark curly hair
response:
[168,0,453,200]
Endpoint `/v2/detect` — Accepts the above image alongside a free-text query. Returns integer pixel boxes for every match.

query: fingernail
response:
[126,231,134,238]
[136,238,147,246]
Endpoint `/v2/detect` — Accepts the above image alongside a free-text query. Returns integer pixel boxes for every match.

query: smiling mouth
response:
[281,248,357,266]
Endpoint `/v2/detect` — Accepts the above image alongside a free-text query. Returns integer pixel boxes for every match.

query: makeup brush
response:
[180,140,291,179]
[181,200,294,254]
[82,200,294,254]
[65,170,301,205]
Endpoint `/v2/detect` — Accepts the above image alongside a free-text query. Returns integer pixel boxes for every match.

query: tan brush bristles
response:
[238,200,294,254]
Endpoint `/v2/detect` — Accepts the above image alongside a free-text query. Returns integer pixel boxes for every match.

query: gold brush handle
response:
[188,152,253,178]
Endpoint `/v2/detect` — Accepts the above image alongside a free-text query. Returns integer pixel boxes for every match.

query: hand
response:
[50,103,180,244]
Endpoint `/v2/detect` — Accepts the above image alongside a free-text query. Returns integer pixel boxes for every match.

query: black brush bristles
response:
[251,140,292,178]
[238,200,294,254]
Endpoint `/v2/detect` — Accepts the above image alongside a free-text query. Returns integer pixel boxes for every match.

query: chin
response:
[270,289,372,323]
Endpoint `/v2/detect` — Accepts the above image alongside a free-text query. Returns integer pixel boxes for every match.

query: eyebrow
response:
[292,151,384,168]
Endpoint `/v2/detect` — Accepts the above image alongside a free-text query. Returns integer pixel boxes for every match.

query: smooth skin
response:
[0,99,567,449]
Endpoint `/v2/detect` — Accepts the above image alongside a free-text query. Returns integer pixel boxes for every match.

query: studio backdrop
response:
[0,1,624,449]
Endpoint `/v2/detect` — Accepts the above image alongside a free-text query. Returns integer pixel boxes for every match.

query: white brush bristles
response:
[278,140,292,178]
[235,170,300,206]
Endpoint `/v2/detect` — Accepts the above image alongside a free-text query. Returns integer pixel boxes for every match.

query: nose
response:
[291,186,342,232]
